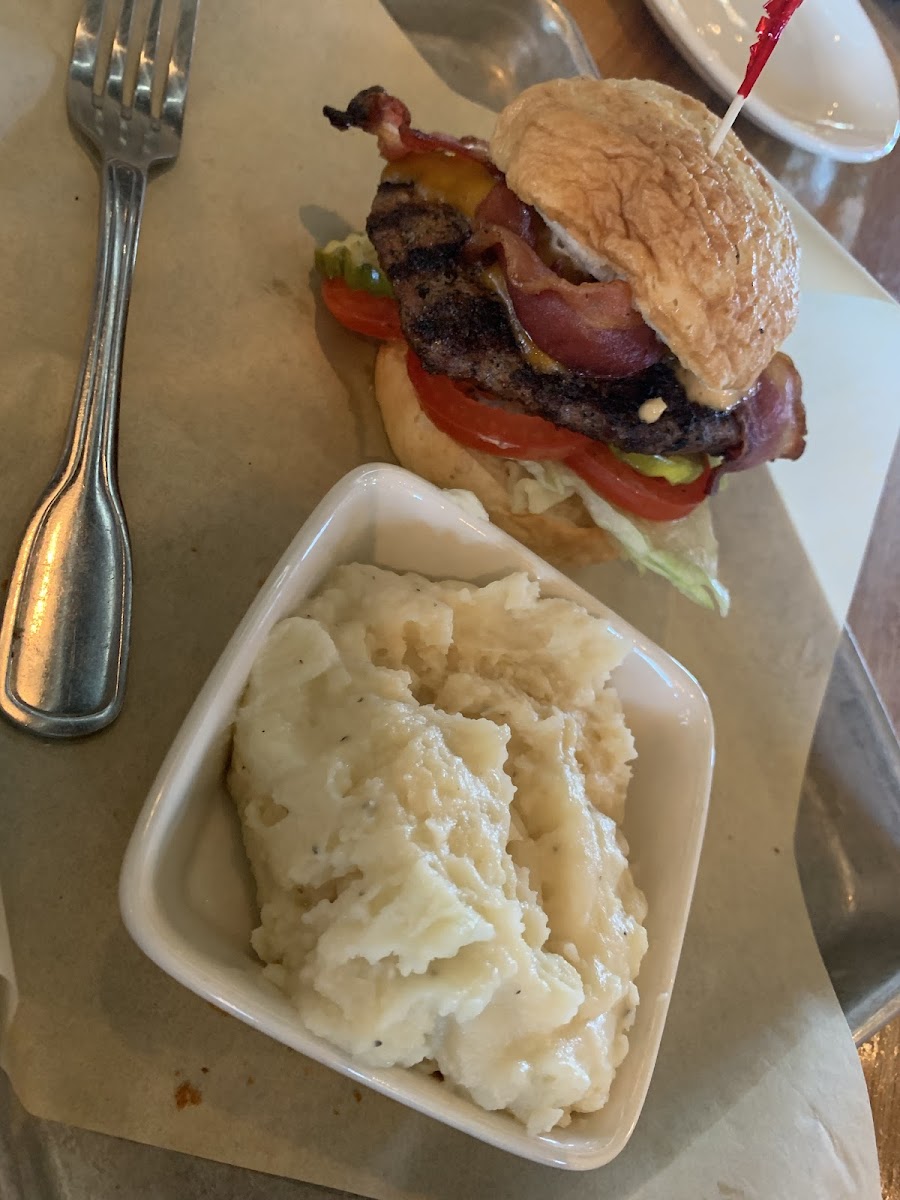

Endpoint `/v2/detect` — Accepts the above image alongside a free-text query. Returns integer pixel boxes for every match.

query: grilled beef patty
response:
[367,180,742,458]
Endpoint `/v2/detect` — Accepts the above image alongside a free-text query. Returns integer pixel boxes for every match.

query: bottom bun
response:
[374,341,618,569]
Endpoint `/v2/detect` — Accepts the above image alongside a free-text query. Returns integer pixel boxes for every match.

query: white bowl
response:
[119,464,713,1170]
[643,0,900,162]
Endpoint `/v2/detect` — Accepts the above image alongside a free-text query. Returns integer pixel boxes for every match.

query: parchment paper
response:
[0,1,884,1196]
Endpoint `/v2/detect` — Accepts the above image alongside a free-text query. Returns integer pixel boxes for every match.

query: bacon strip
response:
[708,353,806,489]
[469,186,665,378]
[474,180,538,243]
[323,86,494,165]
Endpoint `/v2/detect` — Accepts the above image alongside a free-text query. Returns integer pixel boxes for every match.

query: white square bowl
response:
[119,463,713,1170]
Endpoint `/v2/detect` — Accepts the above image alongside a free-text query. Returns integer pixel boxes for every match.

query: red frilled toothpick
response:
[708,0,805,156]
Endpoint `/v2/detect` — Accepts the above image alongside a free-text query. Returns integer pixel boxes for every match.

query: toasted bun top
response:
[490,78,800,392]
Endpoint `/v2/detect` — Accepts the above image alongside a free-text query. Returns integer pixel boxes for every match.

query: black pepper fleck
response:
[374,1040,382,1047]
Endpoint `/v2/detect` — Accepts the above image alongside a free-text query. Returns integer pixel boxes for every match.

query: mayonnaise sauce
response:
[674,365,744,411]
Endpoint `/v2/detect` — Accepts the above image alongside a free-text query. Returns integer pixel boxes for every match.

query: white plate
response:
[643,0,900,161]
[767,188,900,628]
[119,464,714,1170]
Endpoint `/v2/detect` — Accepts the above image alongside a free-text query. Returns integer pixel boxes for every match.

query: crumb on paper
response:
[268,277,292,298]
[174,1081,202,1110]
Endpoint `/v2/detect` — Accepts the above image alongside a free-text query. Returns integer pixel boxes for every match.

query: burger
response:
[318,79,806,613]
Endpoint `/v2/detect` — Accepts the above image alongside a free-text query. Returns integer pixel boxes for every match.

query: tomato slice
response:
[321,278,403,340]
[322,284,708,522]
[565,442,710,521]
[406,349,588,460]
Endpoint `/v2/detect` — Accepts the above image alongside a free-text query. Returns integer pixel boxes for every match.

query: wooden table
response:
[561,1,900,1194]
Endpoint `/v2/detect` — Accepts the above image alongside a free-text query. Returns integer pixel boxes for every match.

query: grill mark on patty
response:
[366,180,742,457]
[391,244,464,281]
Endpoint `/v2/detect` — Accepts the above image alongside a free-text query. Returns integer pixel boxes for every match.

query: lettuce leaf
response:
[510,461,730,615]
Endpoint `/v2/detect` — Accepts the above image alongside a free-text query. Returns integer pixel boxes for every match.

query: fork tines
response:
[71,0,198,127]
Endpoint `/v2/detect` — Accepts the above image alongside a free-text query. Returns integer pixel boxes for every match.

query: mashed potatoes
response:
[228,565,647,1134]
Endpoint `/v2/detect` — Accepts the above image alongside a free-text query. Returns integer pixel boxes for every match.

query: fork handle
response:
[0,159,146,738]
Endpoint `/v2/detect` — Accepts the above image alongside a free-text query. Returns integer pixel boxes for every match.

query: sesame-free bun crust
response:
[491,78,800,392]
[374,342,618,569]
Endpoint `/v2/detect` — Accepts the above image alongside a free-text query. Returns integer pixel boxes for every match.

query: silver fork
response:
[0,0,199,738]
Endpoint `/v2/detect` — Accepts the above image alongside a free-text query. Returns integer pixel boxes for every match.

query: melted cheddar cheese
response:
[381,151,496,219]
